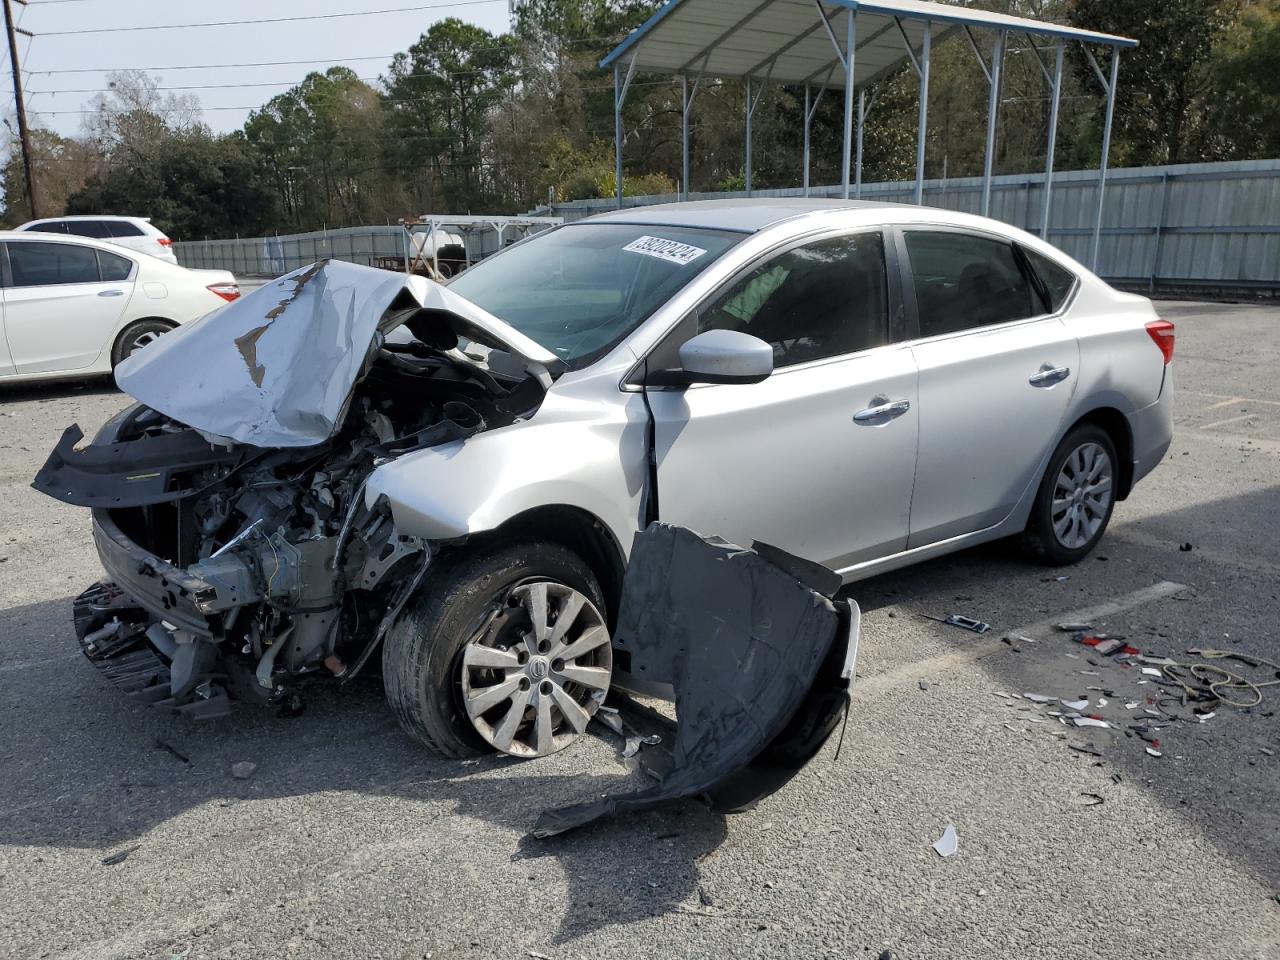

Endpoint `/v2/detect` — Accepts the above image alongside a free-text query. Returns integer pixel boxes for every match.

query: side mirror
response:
[674,329,774,385]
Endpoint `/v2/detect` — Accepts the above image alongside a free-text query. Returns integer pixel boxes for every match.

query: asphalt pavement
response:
[1,301,1278,960]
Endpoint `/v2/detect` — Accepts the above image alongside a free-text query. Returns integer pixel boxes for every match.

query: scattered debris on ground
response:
[994,628,1279,766]
[932,824,958,858]
[230,761,257,779]
[920,613,991,634]
[101,845,139,866]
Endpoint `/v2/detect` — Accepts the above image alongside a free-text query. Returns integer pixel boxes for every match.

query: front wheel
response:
[1020,424,1118,565]
[382,541,611,758]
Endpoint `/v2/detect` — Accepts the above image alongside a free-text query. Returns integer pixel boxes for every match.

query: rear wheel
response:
[1020,424,1118,565]
[382,541,611,758]
[112,319,174,367]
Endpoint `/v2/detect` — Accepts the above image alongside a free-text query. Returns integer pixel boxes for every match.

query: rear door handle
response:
[1029,364,1070,387]
[854,396,911,423]
[98,289,125,298]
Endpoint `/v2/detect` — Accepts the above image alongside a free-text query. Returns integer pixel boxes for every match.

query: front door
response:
[899,227,1080,547]
[2,240,135,374]
[646,230,919,571]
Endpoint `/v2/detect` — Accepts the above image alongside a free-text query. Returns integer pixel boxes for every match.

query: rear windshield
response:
[446,223,743,369]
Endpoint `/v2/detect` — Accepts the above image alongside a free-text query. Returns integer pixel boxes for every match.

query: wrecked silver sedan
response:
[36,200,1173,766]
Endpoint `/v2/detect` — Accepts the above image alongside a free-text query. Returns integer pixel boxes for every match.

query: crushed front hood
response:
[114,259,563,449]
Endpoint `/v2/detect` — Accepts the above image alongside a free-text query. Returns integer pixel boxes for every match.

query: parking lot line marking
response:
[1184,389,1280,408]
[853,580,1190,699]
[1185,430,1280,456]
[1199,412,1259,430]
[1109,527,1280,579]
[0,654,80,675]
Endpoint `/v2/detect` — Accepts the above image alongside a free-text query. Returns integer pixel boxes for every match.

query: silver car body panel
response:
[360,200,1172,580]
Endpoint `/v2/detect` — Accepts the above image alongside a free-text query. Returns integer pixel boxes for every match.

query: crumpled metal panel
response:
[533,523,859,837]
[114,260,562,449]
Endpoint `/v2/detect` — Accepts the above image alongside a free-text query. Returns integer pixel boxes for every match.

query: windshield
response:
[446,222,743,369]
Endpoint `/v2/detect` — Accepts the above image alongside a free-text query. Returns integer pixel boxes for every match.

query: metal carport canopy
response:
[601,0,1136,269]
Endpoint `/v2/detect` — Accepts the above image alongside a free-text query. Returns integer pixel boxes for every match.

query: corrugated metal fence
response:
[540,159,1280,292]
[176,159,1280,291]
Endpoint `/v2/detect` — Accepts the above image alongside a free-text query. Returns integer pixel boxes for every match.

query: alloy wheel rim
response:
[1051,441,1113,550]
[460,580,610,758]
[130,330,161,354]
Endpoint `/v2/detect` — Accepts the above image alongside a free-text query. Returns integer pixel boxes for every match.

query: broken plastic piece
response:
[1146,747,1163,757]
[1057,622,1092,632]
[920,614,991,634]
[533,524,859,838]
[932,824,958,857]
[1024,693,1055,703]
[1072,717,1110,729]
[1061,698,1089,711]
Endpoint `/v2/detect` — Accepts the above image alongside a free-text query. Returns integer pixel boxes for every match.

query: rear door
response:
[645,229,919,571]
[2,240,137,374]
[899,227,1079,547]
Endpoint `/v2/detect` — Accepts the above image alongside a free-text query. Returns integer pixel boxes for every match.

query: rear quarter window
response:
[1020,246,1078,313]
[105,221,146,238]
[97,249,134,281]
[62,220,112,240]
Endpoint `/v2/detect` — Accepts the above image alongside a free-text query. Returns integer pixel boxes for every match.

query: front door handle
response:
[854,396,911,423]
[98,289,125,298]
[1029,364,1070,387]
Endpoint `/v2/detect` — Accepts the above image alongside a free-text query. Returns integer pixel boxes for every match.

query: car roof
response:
[579,198,924,232]
[575,197,1034,238]
[25,215,152,223]
[0,229,143,256]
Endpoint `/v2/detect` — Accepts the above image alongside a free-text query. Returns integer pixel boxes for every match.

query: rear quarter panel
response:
[1064,282,1165,415]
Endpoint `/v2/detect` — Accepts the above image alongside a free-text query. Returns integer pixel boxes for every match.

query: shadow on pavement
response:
[0,594,726,944]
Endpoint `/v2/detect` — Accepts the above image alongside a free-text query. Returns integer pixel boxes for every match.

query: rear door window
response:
[696,231,889,367]
[903,230,1040,337]
[62,220,112,240]
[7,241,103,286]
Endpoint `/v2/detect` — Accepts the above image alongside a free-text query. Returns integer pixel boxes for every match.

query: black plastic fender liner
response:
[532,523,860,838]
[32,423,245,508]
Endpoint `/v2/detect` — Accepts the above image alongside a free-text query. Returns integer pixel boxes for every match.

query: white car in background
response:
[16,215,178,264]
[0,231,239,383]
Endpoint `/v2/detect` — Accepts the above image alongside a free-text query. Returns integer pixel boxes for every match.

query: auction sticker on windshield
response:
[622,235,708,265]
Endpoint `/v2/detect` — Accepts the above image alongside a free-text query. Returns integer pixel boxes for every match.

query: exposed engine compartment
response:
[38,278,552,718]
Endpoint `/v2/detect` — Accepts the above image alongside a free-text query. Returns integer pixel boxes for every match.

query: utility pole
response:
[3,0,37,219]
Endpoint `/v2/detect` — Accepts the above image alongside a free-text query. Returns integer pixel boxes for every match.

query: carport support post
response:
[613,58,637,209]
[1041,41,1064,240]
[803,84,811,196]
[981,30,1006,217]
[841,10,857,198]
[914,22,931,205]
[681,73,690,200]
[855,90,866,198]
[745,76,753,195]
[1091,49,1120,271]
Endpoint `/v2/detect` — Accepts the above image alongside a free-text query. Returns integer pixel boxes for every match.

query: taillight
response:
[157,237,173,247]
[1145,319,1175,364]
[207,283,240,302]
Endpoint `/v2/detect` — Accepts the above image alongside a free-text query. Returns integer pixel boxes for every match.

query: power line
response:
[33,1,505,37]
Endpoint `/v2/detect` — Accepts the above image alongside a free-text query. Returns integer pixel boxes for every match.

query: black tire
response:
[112,319,174,367]
[382,540,605,758]
[1020,423,1119,566]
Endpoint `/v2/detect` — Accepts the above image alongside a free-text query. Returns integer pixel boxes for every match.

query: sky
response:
[7,0,516,140]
